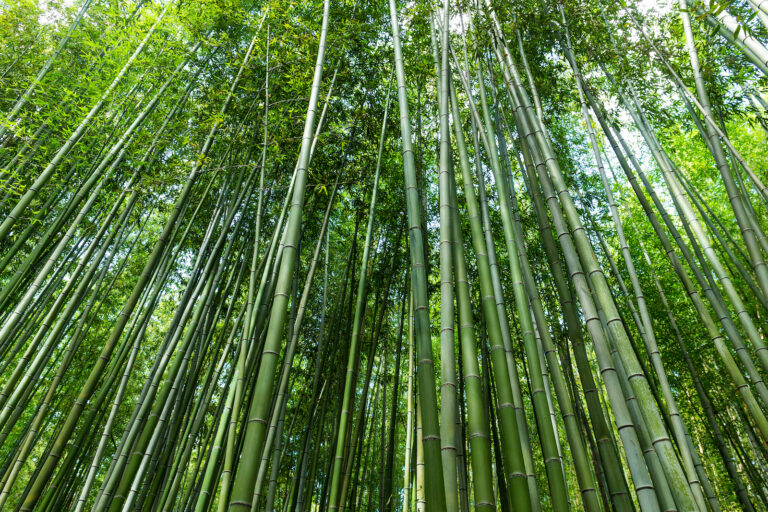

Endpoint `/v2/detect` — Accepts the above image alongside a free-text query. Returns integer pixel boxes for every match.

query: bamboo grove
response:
[2,0,768,509]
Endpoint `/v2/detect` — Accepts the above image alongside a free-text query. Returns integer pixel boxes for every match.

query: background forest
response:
[0,0,767,510]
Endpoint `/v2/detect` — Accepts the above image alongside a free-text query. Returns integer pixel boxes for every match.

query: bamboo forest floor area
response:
[2,0,768,510]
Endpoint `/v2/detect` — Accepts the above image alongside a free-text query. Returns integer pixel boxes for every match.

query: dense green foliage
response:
[0,0,767,510]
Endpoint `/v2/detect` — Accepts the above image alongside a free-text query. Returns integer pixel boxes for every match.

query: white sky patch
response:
[637,0,674,17]
[38,0,76,25]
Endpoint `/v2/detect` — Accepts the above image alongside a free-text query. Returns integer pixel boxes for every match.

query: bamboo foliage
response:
[0,0,766,510]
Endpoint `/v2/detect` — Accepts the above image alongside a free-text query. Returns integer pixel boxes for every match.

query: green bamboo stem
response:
[389,0,447,508]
